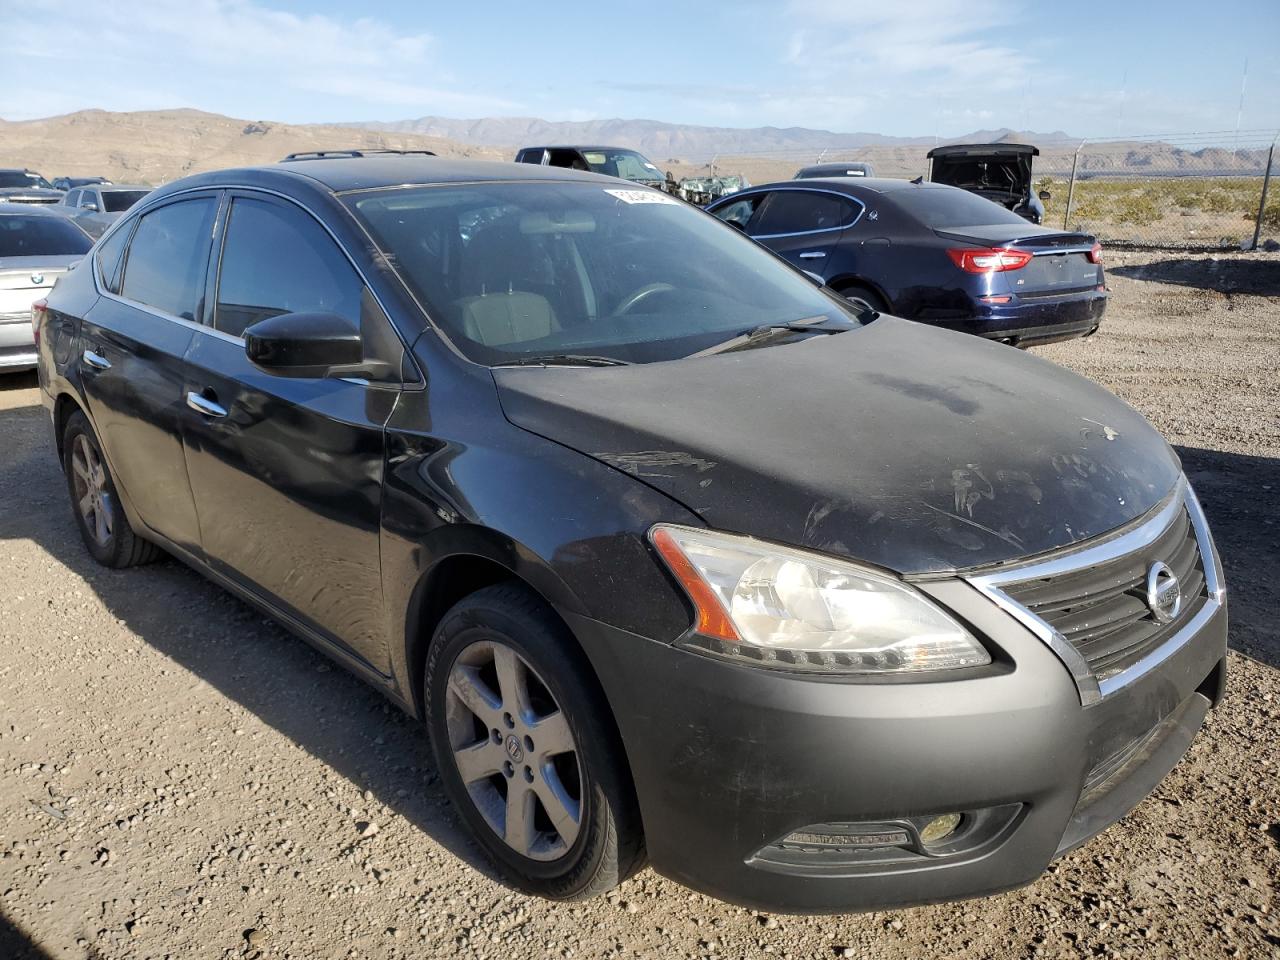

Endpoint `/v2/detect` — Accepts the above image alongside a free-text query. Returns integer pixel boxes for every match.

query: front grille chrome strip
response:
[965,477,1224,706]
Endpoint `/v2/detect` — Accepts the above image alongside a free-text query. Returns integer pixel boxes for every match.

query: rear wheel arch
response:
[53,391,87,464]
[828,275,893,310]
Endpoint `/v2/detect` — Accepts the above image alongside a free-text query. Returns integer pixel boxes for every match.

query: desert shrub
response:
[1115,191,1161,226]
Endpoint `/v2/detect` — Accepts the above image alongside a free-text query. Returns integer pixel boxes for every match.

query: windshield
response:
[350,181,854,365]
[102,190,148,213]
[890,186,1029,229]
[0,171,54,190]
[0,216,92,257]
[580,150,665,184]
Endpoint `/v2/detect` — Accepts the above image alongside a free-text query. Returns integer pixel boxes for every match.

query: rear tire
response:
[834,283,889,315]
[424,581,645,900]
[62,410,161,568]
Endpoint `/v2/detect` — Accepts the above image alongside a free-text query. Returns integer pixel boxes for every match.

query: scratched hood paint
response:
[493,316,1181,574]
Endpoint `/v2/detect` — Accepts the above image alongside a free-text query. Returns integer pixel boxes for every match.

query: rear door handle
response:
[798,251,827,259]
[82,349,111,370]
[186,391,228,418]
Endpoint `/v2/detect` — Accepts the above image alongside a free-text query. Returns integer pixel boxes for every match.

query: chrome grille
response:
[998,506,1206,682]
[966,478,1224,704]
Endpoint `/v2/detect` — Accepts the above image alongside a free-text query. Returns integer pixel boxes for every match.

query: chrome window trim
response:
[88,183,424,385]
[966,476,1224,707]
[722,186,866,240]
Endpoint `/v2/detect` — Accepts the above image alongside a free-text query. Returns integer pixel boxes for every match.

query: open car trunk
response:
[927,143,1038,211]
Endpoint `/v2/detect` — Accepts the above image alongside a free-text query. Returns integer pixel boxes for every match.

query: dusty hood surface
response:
[493,317,1180,575]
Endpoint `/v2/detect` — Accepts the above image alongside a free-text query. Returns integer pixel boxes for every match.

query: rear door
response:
[76,194,218,551]
[181,191,405,672]
[741,188,863,279]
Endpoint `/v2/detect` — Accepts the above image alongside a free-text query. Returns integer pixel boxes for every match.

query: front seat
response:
[453,220,560,347]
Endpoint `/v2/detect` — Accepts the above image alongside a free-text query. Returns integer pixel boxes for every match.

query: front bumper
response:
[569,581,1226,913]
[0,313,37,371]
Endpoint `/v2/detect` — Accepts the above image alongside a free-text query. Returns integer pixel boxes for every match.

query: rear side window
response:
[0,215,93,257]
[95,223,133,294]
[102,190,147,213]
[120,197,217,321]
[751,191,859,236]
[891,186,1027,229]
[214,196,363,338]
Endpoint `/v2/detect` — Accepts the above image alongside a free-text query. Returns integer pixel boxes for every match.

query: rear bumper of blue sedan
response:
[929,288,1107,346]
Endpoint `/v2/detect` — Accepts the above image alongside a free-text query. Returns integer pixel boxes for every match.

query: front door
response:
[181,192,403,672]
[77,194,219,552]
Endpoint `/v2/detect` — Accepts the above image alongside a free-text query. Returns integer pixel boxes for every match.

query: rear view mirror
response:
[1038,191,1051,201]
[243,312,363,377]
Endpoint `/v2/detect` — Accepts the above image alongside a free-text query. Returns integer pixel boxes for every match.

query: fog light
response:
[919,812,962,844]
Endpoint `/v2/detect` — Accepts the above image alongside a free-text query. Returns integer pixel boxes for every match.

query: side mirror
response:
[82,202,99,212]
[1038,190,1051,201]
[243,312,363,377]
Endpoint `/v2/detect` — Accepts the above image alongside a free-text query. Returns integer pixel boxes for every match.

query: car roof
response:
[162,157,620,195]
[734,177,943,196]
[520,145,644,154]
[798,162,872,171]
[927,143,1039,158]
[94,184,150,191]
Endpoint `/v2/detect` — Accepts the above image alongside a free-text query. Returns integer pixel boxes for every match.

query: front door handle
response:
[186,391,228,418]
[798,251,827,259]
[82,349,111,370]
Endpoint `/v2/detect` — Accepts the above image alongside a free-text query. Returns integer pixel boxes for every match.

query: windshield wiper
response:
[493,354,633,368]
[691,316,853,358]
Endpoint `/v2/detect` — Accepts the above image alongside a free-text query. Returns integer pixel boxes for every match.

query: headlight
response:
[650,525,989,675]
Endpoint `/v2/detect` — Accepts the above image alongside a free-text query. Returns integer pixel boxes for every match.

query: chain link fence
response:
[664,130,1279,251]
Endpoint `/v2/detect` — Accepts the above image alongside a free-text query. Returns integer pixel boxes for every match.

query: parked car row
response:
[29,152,1225,917]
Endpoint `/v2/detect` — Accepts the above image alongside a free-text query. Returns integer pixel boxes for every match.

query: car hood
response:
[492,316,1181,575]
[0,188,64,201]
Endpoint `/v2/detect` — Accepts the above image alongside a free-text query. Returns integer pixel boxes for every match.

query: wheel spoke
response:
[453,740,504,785]
[448,665,502,725]
[534,766,581,847]
[529,710,574,757]
[94,505,109,543]
[493,645,531,719]
[99,496,114,535]
[72,453,90,486]
[504,782,535,853]
[78,490,95,518]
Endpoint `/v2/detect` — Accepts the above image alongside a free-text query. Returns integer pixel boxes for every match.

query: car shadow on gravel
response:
[0,912,56,960]
[1109,258,1280,296]
[0,400,504,886]
[1176,445,1280,671]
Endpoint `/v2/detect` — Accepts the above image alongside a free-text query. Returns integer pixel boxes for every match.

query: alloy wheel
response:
[70,434,114,547]
[444,640,584,861]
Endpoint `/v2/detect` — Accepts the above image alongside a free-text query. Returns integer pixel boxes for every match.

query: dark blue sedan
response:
[707,178,1106,346]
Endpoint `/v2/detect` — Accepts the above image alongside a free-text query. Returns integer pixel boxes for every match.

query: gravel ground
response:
[1,251,1278,959]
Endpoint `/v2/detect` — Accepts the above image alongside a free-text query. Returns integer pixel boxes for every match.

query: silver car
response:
[55,184,151,239]
[0,206,92,372]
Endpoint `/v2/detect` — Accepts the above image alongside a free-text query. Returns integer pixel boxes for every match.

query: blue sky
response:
[5,0,1278,139]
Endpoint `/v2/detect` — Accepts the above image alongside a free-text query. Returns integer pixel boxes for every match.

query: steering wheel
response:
[613,282,676,317]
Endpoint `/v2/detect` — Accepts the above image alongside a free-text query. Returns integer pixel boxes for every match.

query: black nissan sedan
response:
[34,157,1226,912]
[708,178,1107,346]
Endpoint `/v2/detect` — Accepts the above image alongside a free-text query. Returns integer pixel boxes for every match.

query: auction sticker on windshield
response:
[605,189,680,205]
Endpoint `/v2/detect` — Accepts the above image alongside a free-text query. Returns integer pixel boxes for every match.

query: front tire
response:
[424,582,645,899]
[62,410,161,568]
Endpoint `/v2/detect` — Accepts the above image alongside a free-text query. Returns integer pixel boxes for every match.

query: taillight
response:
[947,247,1032,273]
[31,298,47,347]
[1087,242,1103,264]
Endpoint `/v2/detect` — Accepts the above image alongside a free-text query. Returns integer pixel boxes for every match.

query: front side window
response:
[751,191,859,237]
[119,197,217,321]
[214,196,363,338]
[350,181,854,365]
[63,189,81,207]
[0,215,93,257]
[711,195,763,229]
[79,190,100,210]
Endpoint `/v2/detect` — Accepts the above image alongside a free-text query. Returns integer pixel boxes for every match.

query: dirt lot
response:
[1,252,1278,959]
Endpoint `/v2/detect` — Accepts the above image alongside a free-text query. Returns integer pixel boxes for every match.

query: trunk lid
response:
[937,226,1102,298]
[0,256,79,319]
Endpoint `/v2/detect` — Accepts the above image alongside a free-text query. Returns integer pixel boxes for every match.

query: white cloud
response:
[3,0,521,120]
